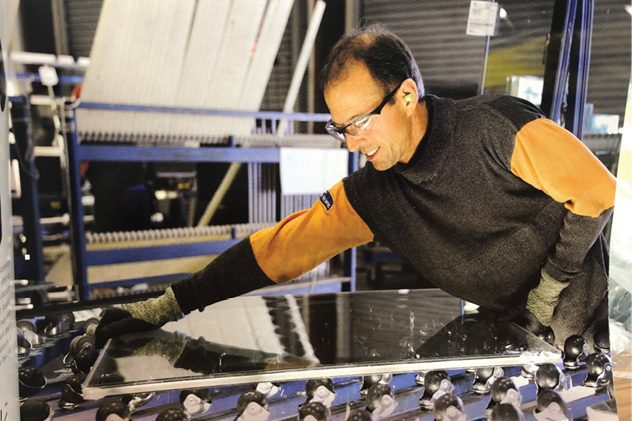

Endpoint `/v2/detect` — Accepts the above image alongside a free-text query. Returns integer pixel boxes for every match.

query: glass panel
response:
[482,0,554,101]
[610,68,632,386]
[84,289,559,399]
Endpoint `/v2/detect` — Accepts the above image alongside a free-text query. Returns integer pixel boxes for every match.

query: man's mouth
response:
[366,147,379,158]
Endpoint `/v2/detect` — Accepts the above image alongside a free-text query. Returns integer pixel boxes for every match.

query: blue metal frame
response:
[85,239,240,266]
[78,101,332,122]
[343,151,359,292]
[83,273,189,292]
[565,0,593,138]
[15,73,84,84]
[66,107,89,299]
[65,103,358,300]
[77,145,280,163]
[540,0,593,140]
[541,0,578,123]
[10,96,45,281]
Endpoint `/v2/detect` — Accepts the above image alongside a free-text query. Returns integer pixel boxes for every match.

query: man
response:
[97,25,616,350]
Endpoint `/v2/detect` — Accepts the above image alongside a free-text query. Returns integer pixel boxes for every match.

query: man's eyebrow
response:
[332,112,364,128]
[347,112,365,121]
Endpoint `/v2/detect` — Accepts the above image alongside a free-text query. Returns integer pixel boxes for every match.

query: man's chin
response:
[372,162,394,171]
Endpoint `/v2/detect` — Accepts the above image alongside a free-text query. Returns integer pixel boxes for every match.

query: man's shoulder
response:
[343,164,394,198]
[341,164,396,225]
[344,163,384,185]
[453,94,545,130]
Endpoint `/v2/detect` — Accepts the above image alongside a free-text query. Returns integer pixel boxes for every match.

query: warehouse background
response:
[9,0,631,292]
[18,0,631,119]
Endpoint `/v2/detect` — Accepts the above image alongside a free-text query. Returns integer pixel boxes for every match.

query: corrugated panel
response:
[63,0,304,114]
[260,13,297,112]
[64,0,103,58]
[362,0,485,96]
[261,1,308,112]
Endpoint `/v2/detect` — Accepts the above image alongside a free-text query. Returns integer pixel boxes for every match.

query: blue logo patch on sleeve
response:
[319,191,334,211]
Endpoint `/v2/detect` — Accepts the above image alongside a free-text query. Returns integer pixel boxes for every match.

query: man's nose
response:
[345,135,363,152]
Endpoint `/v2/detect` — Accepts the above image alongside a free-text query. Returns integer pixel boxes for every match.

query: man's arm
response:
[510,117,616,326]
[96,181,373,346]
[172,180,374,313]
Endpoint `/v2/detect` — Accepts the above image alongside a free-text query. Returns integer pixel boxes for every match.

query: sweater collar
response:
[393,95,456,183]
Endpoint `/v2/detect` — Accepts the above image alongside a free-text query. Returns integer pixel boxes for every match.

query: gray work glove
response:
[525,270,569,327]
[95,287,183,348]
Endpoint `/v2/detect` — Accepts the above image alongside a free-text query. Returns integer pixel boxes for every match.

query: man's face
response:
[324,63,416,171]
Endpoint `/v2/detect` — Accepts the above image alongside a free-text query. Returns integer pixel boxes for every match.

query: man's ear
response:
[401,78,418,115]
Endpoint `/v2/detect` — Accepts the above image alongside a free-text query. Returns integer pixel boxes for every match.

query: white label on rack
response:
[466,1,500,36]
[38,65,59,86]
[280,148,348,195]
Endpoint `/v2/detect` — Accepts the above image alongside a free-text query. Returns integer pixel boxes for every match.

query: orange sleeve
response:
[249,181,374,283]
[511,118,616,217]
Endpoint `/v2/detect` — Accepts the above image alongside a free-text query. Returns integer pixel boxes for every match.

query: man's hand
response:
[95,308,161,348]
[525,270,569,327]
[493,299,555,346]
[511,308,556,345]
[95,287,183,348]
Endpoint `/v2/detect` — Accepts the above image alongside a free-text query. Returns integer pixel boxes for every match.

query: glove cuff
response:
[536,270,569,298]
[525,271,568,326]
[123,287,184,325]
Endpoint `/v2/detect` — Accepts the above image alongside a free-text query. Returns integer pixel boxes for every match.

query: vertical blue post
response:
[343,151,359,292]
[540,0,577,121]
[65,107,89,300]
[10,97,45,281]
[565,0,593,138]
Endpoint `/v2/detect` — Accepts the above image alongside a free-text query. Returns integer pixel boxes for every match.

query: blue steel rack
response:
[10,96,46,282]
[65,102,358,300]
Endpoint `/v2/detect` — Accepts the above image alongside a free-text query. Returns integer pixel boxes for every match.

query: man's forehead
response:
[325,61,377,92]
[324,65,383,123]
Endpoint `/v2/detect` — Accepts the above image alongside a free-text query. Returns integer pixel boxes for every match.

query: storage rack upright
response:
[64,101,358,301]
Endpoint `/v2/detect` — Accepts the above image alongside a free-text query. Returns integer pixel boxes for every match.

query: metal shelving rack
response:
[10,94,75,312]
[64,101,359,301]
[10,96,46,282]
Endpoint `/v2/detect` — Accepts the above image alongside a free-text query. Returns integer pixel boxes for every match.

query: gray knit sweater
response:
[172,94,615,343]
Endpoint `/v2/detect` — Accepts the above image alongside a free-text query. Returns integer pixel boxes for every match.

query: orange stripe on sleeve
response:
[511,118,616,217]
[249,181,374,283]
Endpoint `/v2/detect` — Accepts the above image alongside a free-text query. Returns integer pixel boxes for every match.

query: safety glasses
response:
[325,81,403,142]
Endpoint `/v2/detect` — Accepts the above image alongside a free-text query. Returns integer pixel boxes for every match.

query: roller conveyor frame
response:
[17,288,618,420]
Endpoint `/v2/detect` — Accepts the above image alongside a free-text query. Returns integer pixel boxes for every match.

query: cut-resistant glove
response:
[95,287,183,348]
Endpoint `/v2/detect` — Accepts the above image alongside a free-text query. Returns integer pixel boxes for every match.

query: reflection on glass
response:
[85,290,559,396]
[483,0,552,96]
